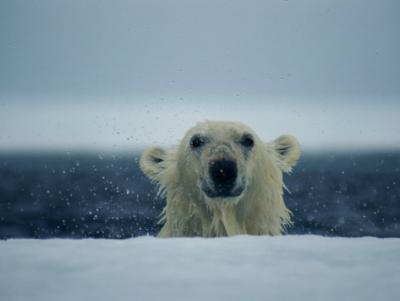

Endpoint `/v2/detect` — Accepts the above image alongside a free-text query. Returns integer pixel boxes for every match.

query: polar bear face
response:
[140,121,301,207]
[178,122,259,203]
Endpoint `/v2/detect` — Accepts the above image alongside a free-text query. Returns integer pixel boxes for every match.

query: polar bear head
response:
[140,121,301,237]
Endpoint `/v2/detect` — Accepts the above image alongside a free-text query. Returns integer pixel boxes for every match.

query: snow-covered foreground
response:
[1,235,399,301]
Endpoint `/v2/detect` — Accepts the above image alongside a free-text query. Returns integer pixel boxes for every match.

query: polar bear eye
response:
[240,134,254,148]
[190,135,207,149]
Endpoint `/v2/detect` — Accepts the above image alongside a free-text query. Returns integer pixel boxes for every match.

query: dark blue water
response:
[0,151,399,239]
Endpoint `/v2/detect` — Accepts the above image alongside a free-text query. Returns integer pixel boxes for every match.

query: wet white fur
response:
[140,121,301,237]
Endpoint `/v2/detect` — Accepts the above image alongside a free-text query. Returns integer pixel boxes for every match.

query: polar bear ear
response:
[140,147,168,181]
[270,135,301,172]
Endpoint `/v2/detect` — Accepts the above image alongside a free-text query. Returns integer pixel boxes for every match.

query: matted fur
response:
[140,121,301,237]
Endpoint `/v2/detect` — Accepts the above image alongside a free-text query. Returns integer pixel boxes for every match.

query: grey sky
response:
[1,0,400,101]
[0,0,399,150]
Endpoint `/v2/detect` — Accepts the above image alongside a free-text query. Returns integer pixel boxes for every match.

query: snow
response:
[1,235,399,301]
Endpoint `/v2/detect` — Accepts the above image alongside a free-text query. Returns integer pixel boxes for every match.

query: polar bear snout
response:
[202,159,244,198]
[210,159,237,187]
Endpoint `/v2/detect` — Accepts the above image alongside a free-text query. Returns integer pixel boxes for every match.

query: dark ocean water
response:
[0,151,399,239]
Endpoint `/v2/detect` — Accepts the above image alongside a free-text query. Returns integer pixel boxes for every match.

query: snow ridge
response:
[1,235,399,301]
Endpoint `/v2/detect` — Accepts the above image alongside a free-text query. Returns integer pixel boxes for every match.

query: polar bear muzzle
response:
[203,159,243,198]
[201,159,245,198]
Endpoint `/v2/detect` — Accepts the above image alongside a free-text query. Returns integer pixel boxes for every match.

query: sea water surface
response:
[0,151,399,239]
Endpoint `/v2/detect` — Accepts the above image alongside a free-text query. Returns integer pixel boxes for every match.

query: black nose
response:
[209,160,237,193]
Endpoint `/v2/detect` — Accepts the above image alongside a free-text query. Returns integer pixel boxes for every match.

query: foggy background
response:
[0,1,399,239]
[1,0,399,151]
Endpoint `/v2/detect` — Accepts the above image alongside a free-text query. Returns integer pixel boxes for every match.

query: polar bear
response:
[140,121,301,237]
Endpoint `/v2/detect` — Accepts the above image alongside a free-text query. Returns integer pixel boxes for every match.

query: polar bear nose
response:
[209,160,237,194]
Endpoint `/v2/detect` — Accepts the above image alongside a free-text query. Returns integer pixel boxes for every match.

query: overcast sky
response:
[0,0,399,151]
